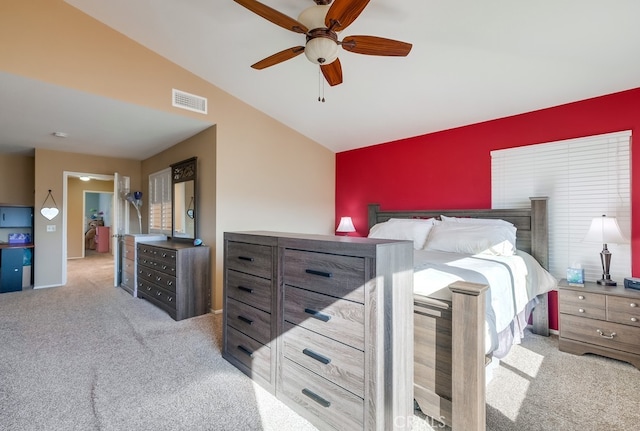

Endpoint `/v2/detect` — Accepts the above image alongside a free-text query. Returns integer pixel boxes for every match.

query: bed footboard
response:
[413,282,488,431]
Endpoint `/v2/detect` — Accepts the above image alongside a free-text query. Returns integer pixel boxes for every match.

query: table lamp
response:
[583,215,628,286]
[336,216,356,236]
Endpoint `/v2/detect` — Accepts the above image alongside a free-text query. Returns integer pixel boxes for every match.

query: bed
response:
[367,197,557,431]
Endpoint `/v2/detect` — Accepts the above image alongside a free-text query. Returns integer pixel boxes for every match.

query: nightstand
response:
[558,279,640,369]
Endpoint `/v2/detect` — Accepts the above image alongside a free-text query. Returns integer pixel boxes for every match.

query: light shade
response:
[583,214,627,286]
[336,216,356,233]
[583,215,628,244]
[304,37,339,65]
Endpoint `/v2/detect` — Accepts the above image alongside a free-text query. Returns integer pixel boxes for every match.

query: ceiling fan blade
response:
[341,35,412,56]
[234,0,308,34]
[321,58,343,86]
[251,46,305,70]
[325,0,371,32]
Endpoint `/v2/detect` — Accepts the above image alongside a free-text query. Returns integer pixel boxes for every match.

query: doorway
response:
[64,173,115,282]
[83,190,113,257]
[62,171,129,286]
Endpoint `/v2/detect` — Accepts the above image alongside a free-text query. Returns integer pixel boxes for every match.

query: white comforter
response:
[413,249,557,355]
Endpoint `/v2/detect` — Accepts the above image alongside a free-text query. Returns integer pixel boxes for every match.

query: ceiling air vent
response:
[172,89,207,114]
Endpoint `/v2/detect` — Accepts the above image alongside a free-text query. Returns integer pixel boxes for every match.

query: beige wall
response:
[0,155,35,206]
[3,1,335,302]
[67,177,114,258]
[34,149,141,287]
[142,126,217,303]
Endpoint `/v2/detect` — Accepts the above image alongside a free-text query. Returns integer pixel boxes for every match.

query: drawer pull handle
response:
[578,308,585,313]
[303,348,331,365]
[631,317,638,322]
[596,329,616,339]
[238,285,254,294]
[238,256,254,262]
[237,345,254,357]
[167,296,173,302]
[578,295,585,300]
[305,269,332,278]
[302,388,331,408]
[631,303,637,308]
[167,281,173,286]
[304,308,331,322]
[162,265,168,270]
[238,315,254,325]
[156,276,162,281]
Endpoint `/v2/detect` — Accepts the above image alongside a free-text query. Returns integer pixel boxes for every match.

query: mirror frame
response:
[170,157,197,241]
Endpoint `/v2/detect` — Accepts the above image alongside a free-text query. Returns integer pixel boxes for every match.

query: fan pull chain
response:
[318,67,325,103]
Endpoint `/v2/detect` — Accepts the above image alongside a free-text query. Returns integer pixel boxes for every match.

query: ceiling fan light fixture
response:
[305,35,339,65]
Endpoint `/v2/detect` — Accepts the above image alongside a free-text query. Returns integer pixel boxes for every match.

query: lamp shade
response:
[336,216,356,233]
[583,215,628,244]
[304,37,339,65]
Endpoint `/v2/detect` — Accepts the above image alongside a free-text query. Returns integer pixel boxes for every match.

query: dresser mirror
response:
[170,157,197,240]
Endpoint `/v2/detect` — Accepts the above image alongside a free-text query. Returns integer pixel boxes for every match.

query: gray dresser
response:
[223,231,414,431]
[136,240,210,321]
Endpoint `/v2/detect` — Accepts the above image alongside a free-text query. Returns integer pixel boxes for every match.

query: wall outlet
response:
[46,225,56,232]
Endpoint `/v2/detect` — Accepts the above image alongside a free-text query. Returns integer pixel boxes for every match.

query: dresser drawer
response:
[138,279,176,317]
[137,267,176,293]
[558,289,606,320]
[281,358,364,431]
[608,295,640,327]
[283,249,365,304]
[124,243,135,260]
[137,244,158,261]
[283,321,364,398]
[226,241,273,279]
[226,270,272,313]
[123,257,135,276]
[560,313,640,355]
[226,298,271,346]
[284,285,365,351]
[225,326,271,383]
[122,267,134,287]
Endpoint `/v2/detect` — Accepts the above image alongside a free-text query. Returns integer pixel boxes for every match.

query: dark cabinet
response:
[0,207,33,228]
[0,248,24,293]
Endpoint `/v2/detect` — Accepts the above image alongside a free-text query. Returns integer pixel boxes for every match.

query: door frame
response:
[62,171,115,285]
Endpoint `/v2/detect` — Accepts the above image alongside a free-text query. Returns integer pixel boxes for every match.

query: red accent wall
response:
[336,87,640,331]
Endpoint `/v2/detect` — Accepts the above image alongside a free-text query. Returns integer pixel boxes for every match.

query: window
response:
[148,168,172,236]
[492,131,631,282]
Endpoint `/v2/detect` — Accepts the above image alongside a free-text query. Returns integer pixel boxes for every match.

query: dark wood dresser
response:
[136,240,210,321]
[559,279,640,369]
[223,231,414,431]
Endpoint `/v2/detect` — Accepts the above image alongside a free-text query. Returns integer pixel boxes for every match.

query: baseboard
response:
[210,308,223,315]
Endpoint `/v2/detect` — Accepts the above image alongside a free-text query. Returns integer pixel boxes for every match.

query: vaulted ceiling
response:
[3,1,640,158]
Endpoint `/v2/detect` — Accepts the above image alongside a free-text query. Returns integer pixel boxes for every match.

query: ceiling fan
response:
[233,0,413,87]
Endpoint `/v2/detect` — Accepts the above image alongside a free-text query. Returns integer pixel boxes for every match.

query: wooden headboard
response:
[367,197,549,269]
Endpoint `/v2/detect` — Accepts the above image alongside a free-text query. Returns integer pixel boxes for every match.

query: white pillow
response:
[368,218,435,250]
[424,222,517,255]
[440,215,514,226]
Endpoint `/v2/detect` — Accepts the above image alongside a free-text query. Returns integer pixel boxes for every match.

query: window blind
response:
[491,130,631,283]
[148,168,172,235]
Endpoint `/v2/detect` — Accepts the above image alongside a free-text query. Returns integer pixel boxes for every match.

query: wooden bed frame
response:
[367,197,550,431]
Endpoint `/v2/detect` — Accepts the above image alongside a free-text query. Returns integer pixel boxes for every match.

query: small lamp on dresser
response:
[583,214,628,286]
[336,216,356,236]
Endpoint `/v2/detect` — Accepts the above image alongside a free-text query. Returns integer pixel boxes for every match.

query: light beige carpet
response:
[2,252,638,430]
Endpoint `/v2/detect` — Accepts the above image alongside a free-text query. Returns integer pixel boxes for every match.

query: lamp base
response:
[597,279,617,286]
